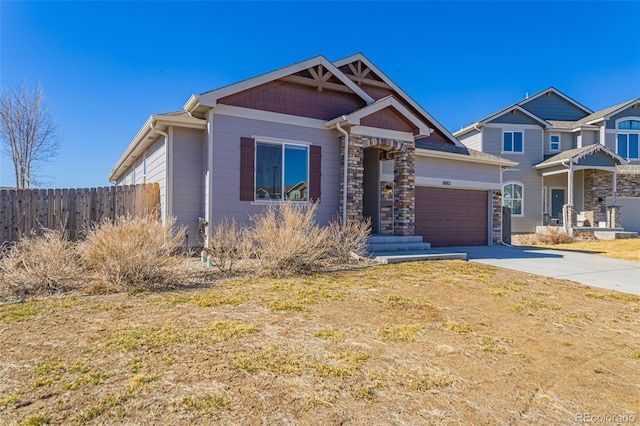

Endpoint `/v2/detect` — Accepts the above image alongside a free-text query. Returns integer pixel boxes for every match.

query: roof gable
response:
[482,105,550,128]
[534,144,627,169]
[519,87,592,119]
[333,53,464,147]
[190,55,375,110]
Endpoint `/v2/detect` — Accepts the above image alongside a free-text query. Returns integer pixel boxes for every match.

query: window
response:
[503,131,523,153]
[549,134,560,151]
[503,182,523,216]
[617,119,640,160]
[255,141,309,201]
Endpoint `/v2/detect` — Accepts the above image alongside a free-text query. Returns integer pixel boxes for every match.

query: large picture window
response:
[503,182,523,216]
[617,119,640,160]
[503,131,523,153]
[255,142,309,201]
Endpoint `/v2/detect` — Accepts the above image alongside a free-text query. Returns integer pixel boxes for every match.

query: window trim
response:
[616,117,640,160]
[253,138,310,203]
[549,133,561,152]
[502,181,524,216]
[502,130,524,154]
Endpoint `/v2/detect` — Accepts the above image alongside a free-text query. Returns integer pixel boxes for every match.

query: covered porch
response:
[534,144,628,235]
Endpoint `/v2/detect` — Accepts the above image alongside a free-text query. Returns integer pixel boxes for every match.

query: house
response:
[109,53,516,247]
[454,88,640,234]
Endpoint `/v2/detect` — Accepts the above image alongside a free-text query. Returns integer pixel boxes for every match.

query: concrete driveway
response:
[436,245,640,295]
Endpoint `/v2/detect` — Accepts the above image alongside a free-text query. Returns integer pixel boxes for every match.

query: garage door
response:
[415,187,488,247]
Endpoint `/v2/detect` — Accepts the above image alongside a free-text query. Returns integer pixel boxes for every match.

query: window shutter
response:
[240,137,255,201]
[309,145,321,202]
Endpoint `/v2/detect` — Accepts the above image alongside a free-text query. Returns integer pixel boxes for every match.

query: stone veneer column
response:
[339,134,365,222]
[607,205,621,228]
[379,181,394,234]
[492,190,503,245]
[393,143,415,236]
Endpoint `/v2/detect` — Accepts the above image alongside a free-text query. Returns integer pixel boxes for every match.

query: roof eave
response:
[415,147,518,167]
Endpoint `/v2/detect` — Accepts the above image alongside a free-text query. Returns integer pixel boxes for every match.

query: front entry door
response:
[551,189,565,222]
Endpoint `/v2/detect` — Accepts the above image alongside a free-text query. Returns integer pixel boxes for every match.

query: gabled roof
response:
[333,53,465,148]
[519,87,593,115]
[325,95,433,138]
[581,98,640,125]
[534,144,628,169]
[454,87,590,138]
[185,55,375,111]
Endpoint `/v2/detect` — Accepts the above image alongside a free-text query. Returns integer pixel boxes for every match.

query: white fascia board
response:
[453,123,481,138]
[333,53,465,147]
[151,114,208,129]
[519,87,593,115]
[350,125,414,142]
[109,116,154,181]
[214,104,327,129]
[480,105,551,128]
[198,56,374,107]
[415,148,518,167]
[183,94,200,112]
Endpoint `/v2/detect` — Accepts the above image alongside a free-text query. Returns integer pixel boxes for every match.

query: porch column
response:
[393,143,415,236]
[340,134,365,222]
[565,162,575,228]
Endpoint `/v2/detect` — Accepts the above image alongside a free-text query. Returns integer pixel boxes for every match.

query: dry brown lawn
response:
[1,259,639,425]
[513,234,640,262]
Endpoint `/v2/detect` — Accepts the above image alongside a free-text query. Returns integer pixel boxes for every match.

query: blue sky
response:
[1,1,639,188]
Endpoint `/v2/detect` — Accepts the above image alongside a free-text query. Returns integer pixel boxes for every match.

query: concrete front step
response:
[367,235,426,244]
[372,250,467,264]
[593,231,638,240]
[368,242,432,252]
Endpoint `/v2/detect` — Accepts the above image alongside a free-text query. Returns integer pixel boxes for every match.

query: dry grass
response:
[514,233,640,261]
[1,260,638,424]
[0,229,85,299]
[78,215,187,291]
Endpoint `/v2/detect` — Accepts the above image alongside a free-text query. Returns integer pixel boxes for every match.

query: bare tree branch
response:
[0,83,60,188]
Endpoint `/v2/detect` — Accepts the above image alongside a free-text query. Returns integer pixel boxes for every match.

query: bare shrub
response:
[78,215,187,291]
[248,203,329,277]
[533,226,574,245]
[0,229,85,298]
[326,217,371,262]
[204,218,248,274]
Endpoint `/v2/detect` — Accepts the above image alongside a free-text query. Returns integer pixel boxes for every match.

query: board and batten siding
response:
[209,113,341,226]
[171,127,205,245]
[483,125,544,232]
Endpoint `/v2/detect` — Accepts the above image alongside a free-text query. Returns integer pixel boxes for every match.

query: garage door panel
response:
[415,187,488,247]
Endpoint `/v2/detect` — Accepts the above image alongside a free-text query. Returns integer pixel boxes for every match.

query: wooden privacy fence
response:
[0,183,160,243]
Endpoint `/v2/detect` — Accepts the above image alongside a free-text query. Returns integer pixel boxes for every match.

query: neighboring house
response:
[109,53,515,247]
[454,88,640,234]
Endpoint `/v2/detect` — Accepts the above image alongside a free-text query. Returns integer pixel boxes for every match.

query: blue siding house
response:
[454,88,640,234]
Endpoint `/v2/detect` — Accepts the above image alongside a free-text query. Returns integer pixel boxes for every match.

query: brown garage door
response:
[415,187,488,247]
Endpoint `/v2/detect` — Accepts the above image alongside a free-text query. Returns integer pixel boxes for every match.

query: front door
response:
[362,148,380,233]
[551,189,565,222]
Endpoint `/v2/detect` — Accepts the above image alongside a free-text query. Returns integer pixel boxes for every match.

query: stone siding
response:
[583,170,639,223]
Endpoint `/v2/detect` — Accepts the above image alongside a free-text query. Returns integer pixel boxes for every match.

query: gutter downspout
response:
[150,120,169,222]
[335,117,349,228]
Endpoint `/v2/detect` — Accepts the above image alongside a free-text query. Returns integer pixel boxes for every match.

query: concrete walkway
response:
[436,245,640,295]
